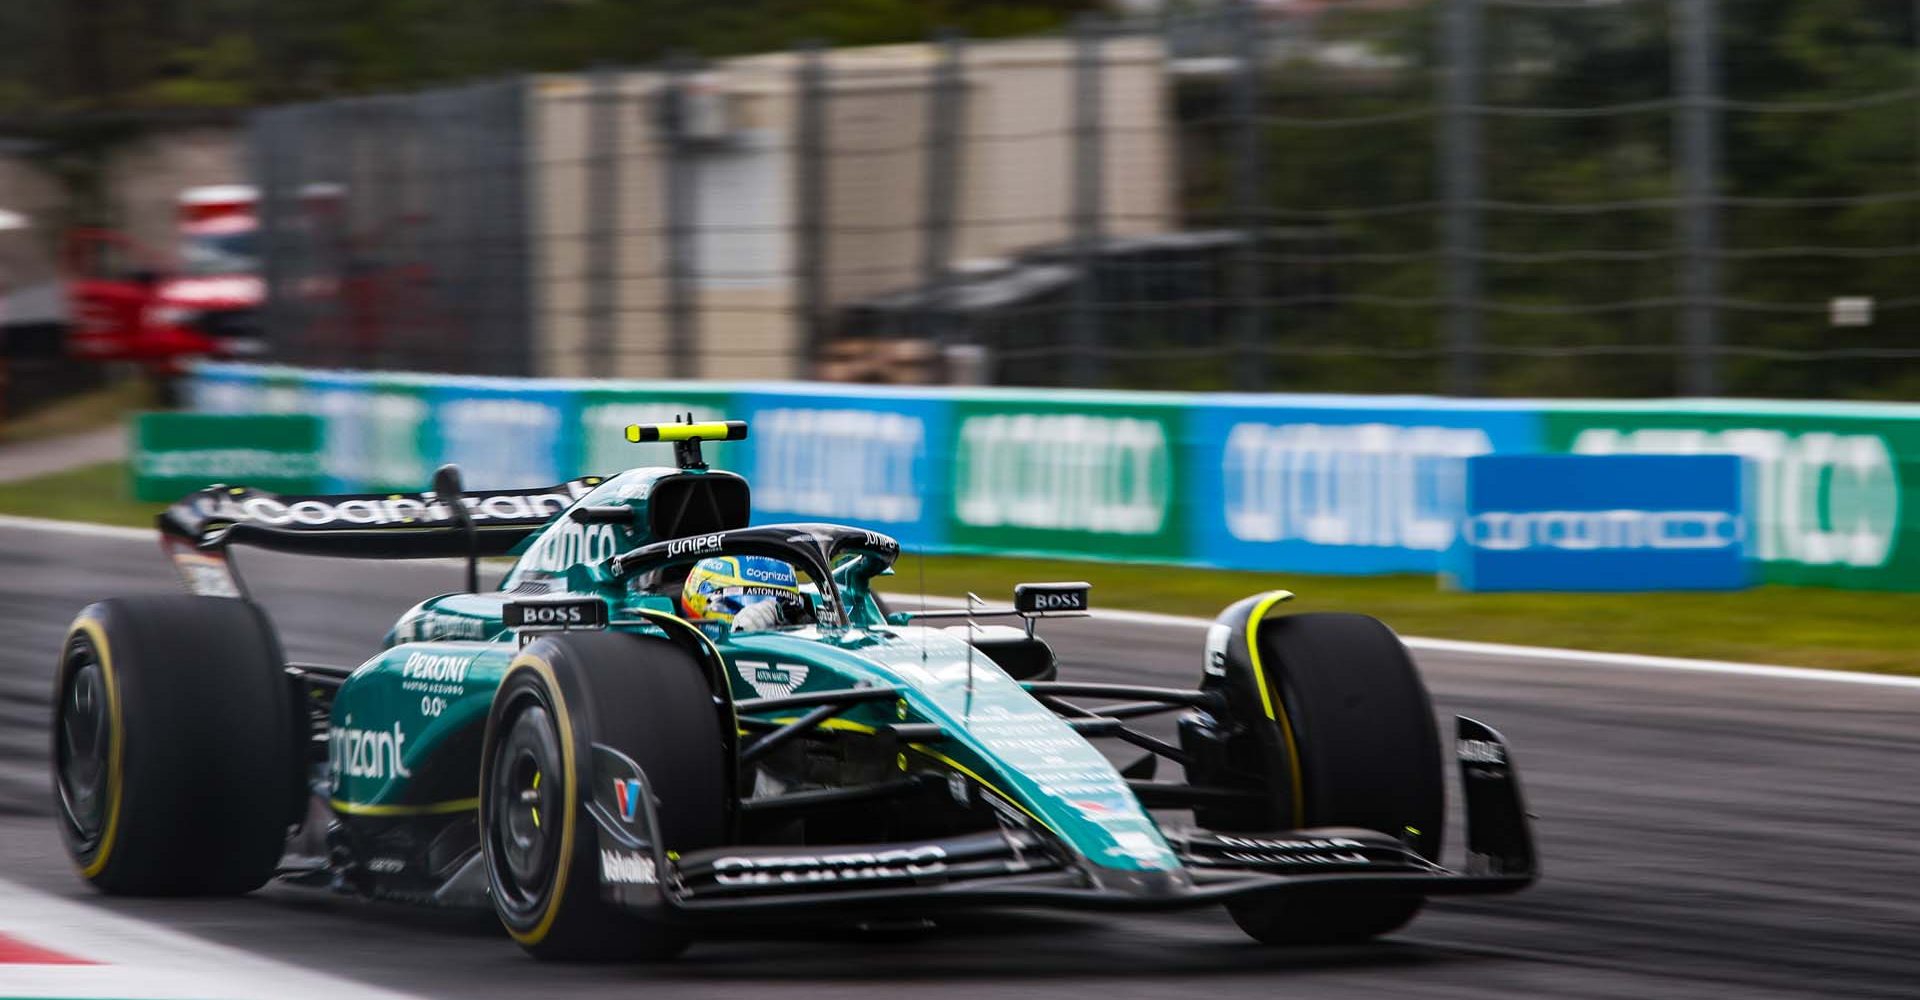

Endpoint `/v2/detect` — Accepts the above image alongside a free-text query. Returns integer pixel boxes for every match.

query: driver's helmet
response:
[680,555,804,629]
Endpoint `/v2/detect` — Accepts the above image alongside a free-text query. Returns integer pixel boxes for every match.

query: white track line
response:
[1401,635,1920,689]
[894,598,1920,691]
[4,514,1913,691]
[0,877,423,1000]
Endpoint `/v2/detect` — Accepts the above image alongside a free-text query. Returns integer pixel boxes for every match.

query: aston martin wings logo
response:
[735,660,810,699]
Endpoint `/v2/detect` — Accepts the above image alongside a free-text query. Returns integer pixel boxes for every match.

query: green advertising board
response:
[131,412,326,501]
[944,396,1188,562]
[1543,405,1920,591]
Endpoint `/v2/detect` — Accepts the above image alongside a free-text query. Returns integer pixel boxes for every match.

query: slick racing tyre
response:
[1188,607,1443,945]
[481,632,727,961]
[53,596,298,896]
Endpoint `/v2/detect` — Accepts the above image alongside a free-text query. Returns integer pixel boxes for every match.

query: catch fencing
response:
[189,362,1920,592]
[243,1,1920,398]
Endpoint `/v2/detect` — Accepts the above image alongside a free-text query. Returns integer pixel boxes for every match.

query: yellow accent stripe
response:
[1243,590,1303,826]
[626,608,738,719]
[625,421,740,443]
[759,716,876,734]
[627,608,725,661]
[907,745,1057,835]
[1244,591,1293,720]
[73,617,123,880]
[733,691,1051,834]
[329,797,480,817]
[736,717,878,738]
[501,653,577,948]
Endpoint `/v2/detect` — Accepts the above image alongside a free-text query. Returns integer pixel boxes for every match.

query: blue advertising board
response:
[1447,454,1749,592]
[1188,402,1543,574]
[733,389,950,551]
[429,381,579,490]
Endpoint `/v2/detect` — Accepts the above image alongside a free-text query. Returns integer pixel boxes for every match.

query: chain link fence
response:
[249,0,1920,398]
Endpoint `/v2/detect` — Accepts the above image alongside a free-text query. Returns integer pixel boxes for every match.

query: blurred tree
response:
[3,0,1913,399]
[1229,0,1920,398]
[0,0,1099,111]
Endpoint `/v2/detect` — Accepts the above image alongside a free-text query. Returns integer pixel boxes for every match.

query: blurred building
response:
[253,35,1177,380]
[545,37,1173,380]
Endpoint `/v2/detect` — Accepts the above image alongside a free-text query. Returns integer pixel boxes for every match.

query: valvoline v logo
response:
[614,778,642,823]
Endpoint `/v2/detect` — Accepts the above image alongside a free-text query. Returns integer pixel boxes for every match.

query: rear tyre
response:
[52,597,297,896]
[1199,610,1442,945]
[481,632,727,961]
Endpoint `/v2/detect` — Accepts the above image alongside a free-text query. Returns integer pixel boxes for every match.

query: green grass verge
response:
[0,382,153,444]
[3,461,1916,674]
[0,461,165,528]
[882,553,1920,674]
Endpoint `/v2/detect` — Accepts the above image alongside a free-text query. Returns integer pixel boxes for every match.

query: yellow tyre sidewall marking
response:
[330,797,480,817]
[1242,591,1304,827]
[72,616,123,880]
[908,745,1057,835]
[498,653,576,948]
[626,609,730,687]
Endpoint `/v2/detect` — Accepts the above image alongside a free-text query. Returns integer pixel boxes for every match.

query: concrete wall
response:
[0,127,244,282]
[527,73,666,380]
[955,36,1174,262]
[0,156,64,292]
[99,127,246,254]
[526,35,1177,382]
[0,125,243,324]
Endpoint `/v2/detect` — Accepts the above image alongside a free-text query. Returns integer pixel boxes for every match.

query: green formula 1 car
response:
[52,419,1535,960]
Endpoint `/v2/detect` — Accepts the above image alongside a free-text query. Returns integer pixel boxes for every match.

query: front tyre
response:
[480,632,727,961]
[1192,606,1443,945]
[53,597,298,896]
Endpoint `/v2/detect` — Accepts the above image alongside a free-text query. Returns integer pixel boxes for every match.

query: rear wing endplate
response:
[157,479,601,598]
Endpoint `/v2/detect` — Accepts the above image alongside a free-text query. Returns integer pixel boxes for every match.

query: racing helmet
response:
[680,555,807,628]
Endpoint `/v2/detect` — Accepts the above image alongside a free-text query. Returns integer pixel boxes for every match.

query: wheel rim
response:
[54,640,111,852]
[488,700,563,919]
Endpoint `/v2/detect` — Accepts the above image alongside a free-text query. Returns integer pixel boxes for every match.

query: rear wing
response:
[157,479,601,598]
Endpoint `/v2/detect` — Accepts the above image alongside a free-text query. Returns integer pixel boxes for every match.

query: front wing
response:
[593,717,1536,922]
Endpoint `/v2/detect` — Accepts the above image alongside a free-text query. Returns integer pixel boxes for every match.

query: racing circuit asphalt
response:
[2,521,1918,999]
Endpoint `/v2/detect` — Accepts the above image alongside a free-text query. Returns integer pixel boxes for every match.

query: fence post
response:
[658,58,699,379]
[443,91,474,374]
[1228,0,1266,391]
[1437,0,1483,397]
[584,65,620,376]
[250,111,286,368]
[922,30,965,358]
[501,77,537,378]
[1068,14,1107,388]
[314,104,347,369]
[793,43,828,374]
[1673,0,1721,396]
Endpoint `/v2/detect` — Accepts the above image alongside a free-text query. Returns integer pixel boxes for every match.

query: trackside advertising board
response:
[1545,405,1919,591]
[1446,455,1749,592]
[187,364,1920,592]
[131,411,324,501]
[1191,400,1541,573]
[576,388,735,482]
[740,389,950,551]
[192,366,432,492]
[948,397,1185,561]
